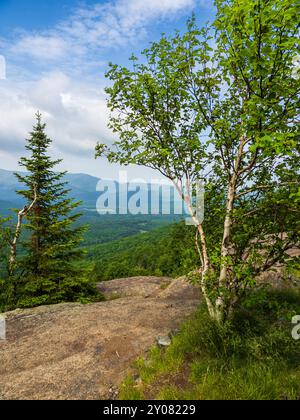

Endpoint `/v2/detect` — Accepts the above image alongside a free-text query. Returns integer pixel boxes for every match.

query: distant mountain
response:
[0,168,184,216]
[0,168,100,193]
[0,168,101,211]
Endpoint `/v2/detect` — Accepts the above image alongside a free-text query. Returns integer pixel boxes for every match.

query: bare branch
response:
[9,185,38,275]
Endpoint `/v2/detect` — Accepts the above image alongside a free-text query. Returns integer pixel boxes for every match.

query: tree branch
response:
[9,185,38,275]
[235,181,299,199]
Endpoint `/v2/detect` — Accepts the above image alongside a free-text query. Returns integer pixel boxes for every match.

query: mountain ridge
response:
[0,168,183,215]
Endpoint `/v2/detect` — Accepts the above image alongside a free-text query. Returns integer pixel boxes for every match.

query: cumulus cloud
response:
[0,72,162,179]
[0,72,112,158]
[0,0,211,177]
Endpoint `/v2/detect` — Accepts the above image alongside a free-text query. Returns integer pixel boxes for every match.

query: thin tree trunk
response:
[173,178,216,319]
[216,137,246,322]
[197,224,216,318]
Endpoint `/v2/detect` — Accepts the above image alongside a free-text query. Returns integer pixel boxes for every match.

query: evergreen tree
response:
[14,112,99,308]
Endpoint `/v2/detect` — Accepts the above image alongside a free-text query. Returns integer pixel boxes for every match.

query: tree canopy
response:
[97,0,300,321]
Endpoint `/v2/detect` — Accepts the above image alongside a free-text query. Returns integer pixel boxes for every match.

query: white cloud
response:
[71,0,196,43]
[0,0,211,178]
[12,36,68,61]
[0,73,162,179]
[9,0,196,61]
[0,72,112,158]
[1,0,198,152]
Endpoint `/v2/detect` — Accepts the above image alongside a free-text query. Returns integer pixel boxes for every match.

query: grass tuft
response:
[120,287,300,400]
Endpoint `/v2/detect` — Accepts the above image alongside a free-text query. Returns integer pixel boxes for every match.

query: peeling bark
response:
[173,178,216,319]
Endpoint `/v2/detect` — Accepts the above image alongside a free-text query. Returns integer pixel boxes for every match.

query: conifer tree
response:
[14,112,99,308]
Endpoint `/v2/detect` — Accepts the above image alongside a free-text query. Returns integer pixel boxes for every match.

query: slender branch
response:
[235,181,299,199]
[9,185,38,275]
[238,148,259,175]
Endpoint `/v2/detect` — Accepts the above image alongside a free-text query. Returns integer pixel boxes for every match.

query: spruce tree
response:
[14,112,99,308]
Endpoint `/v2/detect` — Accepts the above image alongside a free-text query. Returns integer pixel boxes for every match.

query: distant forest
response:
[88,222,199,281]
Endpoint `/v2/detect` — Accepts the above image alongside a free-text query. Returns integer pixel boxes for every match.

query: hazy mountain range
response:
[0,168,184,217]
[0,168,100,214]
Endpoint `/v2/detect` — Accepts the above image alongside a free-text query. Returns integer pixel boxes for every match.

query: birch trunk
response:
[215,138,246,322]
[173,179,216,319]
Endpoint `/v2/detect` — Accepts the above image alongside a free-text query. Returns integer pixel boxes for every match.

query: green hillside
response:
[88,222,199,281]
[79,213,181,247]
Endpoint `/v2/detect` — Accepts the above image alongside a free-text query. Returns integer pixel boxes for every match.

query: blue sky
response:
[0,0,78,32]
[0,0,215,179]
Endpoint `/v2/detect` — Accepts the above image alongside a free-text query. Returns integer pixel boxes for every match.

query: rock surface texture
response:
[0,276,200,400]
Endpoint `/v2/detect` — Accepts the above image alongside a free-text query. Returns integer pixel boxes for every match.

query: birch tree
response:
[96,0,300,322]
